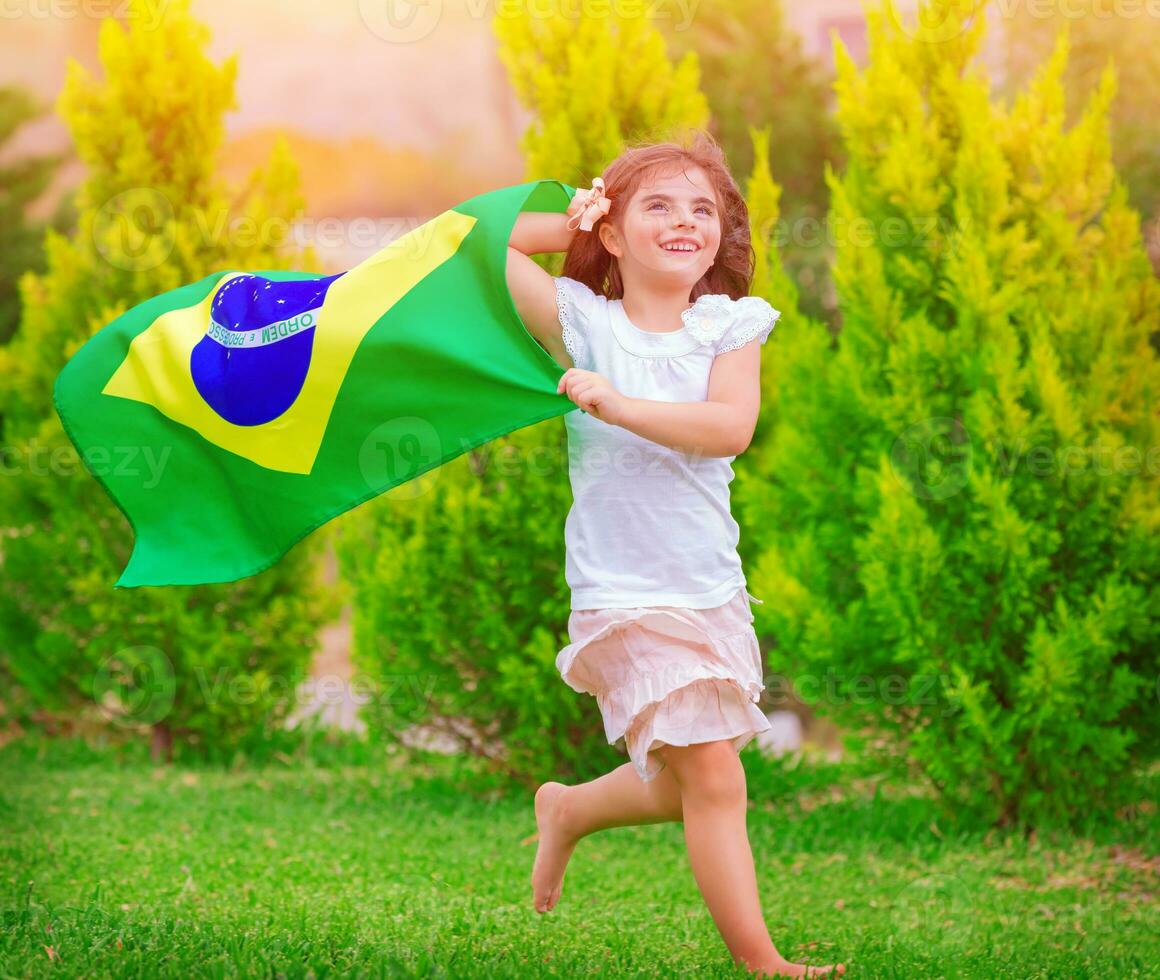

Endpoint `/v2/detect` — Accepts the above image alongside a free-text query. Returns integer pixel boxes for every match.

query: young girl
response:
[505,131,846,979]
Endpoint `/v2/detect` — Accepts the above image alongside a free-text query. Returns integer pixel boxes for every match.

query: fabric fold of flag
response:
[53,179,579,588]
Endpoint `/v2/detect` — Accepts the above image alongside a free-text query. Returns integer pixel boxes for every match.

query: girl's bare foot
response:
[751,957,846,978]
[530,781,580,913]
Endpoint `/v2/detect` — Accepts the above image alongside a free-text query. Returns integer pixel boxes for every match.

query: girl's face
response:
[599,164,722,293]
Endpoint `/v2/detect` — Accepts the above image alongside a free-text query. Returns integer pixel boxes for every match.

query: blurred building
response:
[0,0,532,269]
[784,0,1009,78]
[785,0,893,68]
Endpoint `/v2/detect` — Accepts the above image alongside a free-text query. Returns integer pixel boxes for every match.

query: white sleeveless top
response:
[554,276,780,611]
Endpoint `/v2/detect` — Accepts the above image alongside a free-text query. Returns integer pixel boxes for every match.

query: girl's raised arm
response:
[506,179,608,369]
[508,211,578,256]
[505,246,571,370]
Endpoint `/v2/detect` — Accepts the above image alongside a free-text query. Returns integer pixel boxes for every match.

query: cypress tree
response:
[741,0,1160,830]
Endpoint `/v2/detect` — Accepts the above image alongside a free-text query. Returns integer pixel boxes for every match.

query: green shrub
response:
[335,427,616,788]
[738,1,1160,831]
[0,0,339,761]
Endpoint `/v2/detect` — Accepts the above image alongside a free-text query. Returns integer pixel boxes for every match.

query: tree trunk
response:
[150,720,173,764]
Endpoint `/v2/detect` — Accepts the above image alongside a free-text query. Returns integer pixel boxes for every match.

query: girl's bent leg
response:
[557,759,683,839]
[531,760,681,913]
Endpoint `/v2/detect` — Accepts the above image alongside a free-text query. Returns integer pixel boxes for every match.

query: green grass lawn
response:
[1,736,1157,978]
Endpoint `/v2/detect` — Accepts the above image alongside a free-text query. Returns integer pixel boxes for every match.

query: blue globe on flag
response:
[192,272,345,426]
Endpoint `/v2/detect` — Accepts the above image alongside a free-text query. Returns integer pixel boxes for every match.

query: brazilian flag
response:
[53,179,578,588]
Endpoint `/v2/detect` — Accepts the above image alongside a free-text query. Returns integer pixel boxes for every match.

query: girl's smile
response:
[598,165,722,290]
[658,238,703,254]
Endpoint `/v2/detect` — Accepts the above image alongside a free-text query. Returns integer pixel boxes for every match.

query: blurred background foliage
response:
[999,0,1160,244]
[0,0,340,764]
[0,88,72,349]
[0,0,1157,830]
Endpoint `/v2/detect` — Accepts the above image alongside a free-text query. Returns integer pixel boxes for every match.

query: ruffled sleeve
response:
[554,276,603,371]
[715,297,781,356]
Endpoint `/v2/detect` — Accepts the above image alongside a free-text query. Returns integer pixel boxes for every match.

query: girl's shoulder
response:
[554,276,610,325]
[682,293,780,353]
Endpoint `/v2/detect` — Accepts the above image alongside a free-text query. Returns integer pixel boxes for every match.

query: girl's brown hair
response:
[561,128,755,302]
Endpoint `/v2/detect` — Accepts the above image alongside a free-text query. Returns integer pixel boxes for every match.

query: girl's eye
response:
[647,202,714,216]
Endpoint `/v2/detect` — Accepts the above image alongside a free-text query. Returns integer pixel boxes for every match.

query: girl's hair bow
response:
[566,177,612,232]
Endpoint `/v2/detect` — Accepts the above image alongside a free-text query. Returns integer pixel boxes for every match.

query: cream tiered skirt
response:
[556,586,772,783]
